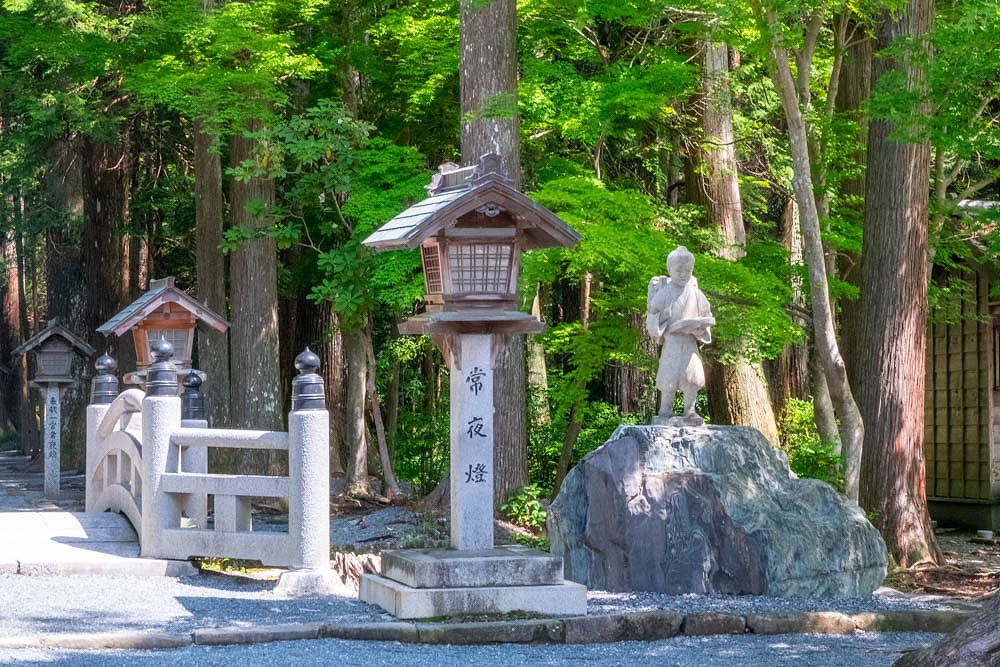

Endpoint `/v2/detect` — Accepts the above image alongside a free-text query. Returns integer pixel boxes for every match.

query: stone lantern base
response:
[359,545,587,619]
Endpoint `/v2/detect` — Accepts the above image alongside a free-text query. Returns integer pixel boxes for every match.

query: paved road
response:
[0,632,940,666]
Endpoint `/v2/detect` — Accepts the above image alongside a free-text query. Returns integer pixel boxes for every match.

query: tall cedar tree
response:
[858,0,942,568]
[459,0,527,509]
[695,40,780,445]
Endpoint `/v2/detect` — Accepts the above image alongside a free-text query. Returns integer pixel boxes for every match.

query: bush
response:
[500,483,548,532]
[778,397,844,491]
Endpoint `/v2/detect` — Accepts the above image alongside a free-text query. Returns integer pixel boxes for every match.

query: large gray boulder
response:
[548,425,887,597]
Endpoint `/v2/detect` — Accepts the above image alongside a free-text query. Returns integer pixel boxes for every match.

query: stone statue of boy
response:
[646,246,715,425]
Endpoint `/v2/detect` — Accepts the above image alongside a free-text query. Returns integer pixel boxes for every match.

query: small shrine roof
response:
[97,277,229,337]
[12,317,95,357]
[363,155,580,252]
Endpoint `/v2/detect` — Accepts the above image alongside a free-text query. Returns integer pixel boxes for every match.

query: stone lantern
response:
[358,154,586,619]
[97,277,229,388]
[12,318,95,496]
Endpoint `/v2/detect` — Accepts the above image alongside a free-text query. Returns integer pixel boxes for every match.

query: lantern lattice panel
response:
[447,244,512,294]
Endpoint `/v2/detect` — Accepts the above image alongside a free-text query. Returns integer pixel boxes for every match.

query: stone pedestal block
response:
[359,548,587,619]
[359,573,587,620]
[381,546,564,588]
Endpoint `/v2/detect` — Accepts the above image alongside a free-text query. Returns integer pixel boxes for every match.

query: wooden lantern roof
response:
[12,317,95,358]
[362,154,581,252]
[97,277,229,338]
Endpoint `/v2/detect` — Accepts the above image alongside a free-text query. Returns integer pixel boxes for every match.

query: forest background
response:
[1,0,999,569]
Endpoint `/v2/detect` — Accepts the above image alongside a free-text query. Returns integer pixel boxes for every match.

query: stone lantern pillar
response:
[357,155,587,618]
[12,318,95,496]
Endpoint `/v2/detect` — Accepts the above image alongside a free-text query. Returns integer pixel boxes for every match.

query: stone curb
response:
[0,609,973,651]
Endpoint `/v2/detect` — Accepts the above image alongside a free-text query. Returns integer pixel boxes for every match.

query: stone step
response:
[381,545,564,589]
[359,573,587,620]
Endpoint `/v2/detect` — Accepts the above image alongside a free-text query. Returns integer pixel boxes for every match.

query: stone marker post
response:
[449,334,495,550]
[42,385,62,496]
[11,319,95,497]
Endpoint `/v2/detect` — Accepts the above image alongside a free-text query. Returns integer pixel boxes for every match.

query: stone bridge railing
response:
[85,341,335,595]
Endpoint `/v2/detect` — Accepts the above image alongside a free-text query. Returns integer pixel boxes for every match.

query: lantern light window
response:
[447,243,513,294]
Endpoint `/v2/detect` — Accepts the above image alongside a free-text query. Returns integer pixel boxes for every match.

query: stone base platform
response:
[360,546,587,619]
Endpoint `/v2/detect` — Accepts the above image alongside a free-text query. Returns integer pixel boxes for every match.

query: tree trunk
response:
[365,330,402,499]
[766,19,865,500]
[193,121,231,429]
[459,0,519,177]
[44,138,87,470]
[527,286,551,427]
[81,138,132,366]
[834,20,872,390]
[601,310,654,415]
[493,338,527,505]
[893,590,1000,666]
[857,0,941,568]
[228,123,283,475]
[811,356,841,452]
[0,230,23,434]
[343,329,368,494]
[764,198,810,421]
[696,40,779,444]
[459,0,526,507]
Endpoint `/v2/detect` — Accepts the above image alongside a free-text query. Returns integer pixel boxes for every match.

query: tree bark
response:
[459,0,527,507]
[193,121,231,428]
[834,22,872,389]
[343,329,368,494]
[696,40,779,444]
[228,123,283,475]
[81,138,133,366]
[764,198,810,421]
[365,330,402,498]
[893,591,1000,666]
[459,0,519,176]
[765,15,865,501]
[0,230,23,435]
[44,138,87,470]
[857,0,941,568]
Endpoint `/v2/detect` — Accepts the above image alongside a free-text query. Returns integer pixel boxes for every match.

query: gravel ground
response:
[0,570,972,639]
[586,587,976,616]
[0,453,962,664]
[0,633,943,666]
[0,574,385,637]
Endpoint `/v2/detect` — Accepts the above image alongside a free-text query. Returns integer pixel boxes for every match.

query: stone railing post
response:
[140,339,182,558]
[276,348,335,596]
[179,370,209,528]
[85,354,117,511]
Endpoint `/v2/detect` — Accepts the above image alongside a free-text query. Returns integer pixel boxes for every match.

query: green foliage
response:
[525,176,800,367]
[778,398,844,491]
[500,484,548,532]
[312,137,431,328]
[528,401,640,493]
[393,408,450,496]
[126,0,323,129]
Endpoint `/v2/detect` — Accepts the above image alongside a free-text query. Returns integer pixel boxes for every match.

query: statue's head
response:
[667,246,695,285]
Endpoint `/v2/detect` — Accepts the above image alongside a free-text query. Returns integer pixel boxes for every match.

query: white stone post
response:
[85,402,111,511]
[288,407,330,570]
[276,348,336,596]
[140,392,181,558]
[42,384,62,497]
[449,334,494,550]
